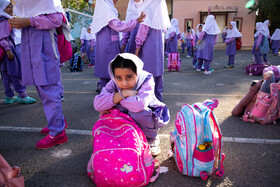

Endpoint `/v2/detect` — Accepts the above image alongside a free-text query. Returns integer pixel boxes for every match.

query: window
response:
[184,19,193,31]
[233,17,243,32]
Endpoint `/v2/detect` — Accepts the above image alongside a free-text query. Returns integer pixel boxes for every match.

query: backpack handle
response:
[149,159,160,183]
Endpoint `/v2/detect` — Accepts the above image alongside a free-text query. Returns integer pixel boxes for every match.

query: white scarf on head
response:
[226,21,242,38]
[202,15,221,35]
[125,0,143,22]
[271,28,280,40]
[14,0,63,18]
[0,0,12,19]
[140,0,170,30]
[166,18,180,37]
[108,53,151,91]
[254,22,266,37]
[80,27,89,40]
[91,0,118,34]
[196,24,203,36]
[263,20,270,37]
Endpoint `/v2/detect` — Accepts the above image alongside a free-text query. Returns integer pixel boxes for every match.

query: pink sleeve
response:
[169,32,176,39]
[30,12,63,30]
[0,20,10,51]
[94,81,117,112]
[120,76,155,113]
[198,31,205,40]
[256,33,263,47]
[225,37,236,44]
[121,31,130,45]
[108,19,138,33]
[135,24,150,49]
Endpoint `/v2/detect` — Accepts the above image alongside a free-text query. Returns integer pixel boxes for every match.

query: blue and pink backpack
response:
[87,108,160,187]
[167,52,181,71]
[170,99,225,180]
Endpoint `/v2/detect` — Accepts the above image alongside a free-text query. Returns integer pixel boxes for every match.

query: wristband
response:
[118,90,125,100]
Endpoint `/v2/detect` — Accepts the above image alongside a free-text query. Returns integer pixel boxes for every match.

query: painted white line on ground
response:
[1,126,280,145]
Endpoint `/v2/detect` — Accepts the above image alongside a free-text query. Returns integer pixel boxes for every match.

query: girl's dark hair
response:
[111,55,137,75]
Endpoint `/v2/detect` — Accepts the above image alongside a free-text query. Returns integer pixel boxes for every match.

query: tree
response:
[247,0,280,33]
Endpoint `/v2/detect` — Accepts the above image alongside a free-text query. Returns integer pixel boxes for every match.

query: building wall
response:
[173,0,256,47]
[115,0,129,21]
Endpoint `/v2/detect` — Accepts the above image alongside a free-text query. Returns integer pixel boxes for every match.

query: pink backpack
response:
[57,14,72,63]
[243,83,280,124]
[167,52,181,71]
[87,108,160,187]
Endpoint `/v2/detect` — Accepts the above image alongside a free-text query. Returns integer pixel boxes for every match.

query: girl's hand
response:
[135,48,140,56]
[137,12,146,23]
[6,50,14,60]
[122,90,138,98]
[263,71,273,80]
[255,46,259,51]
[121,44,126,53]
[11,18,31,29]
[91,47,93,52]
[193,48,196,52]
[197,40,201,45]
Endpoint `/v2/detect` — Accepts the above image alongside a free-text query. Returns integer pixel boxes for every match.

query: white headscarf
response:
[271,28,280,40]
[226,21,242,38]
[0,0,12,19]
[80,27,90,40]
[14,0,63,18]
[125,0,143,22]
[263,20,270,37]
[254,22,266,37]
[108,53,151,91]
[91,0,118,34]
[139,0,170,30]
[202,15,221,35]
[196,24,203,36]
[165,18,180,38]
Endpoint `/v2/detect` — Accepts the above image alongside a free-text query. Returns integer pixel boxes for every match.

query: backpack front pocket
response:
[192,146,215,176]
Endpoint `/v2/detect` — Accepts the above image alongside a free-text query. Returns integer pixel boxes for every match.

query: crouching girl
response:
[94,53,170,156]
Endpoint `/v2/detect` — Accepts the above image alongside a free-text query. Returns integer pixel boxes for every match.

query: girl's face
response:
[113,0,118,4]
[198,26,202,32]
[87,28,91,33]
[114,68,138,90]
[228,23,233,29]
[4,4,13,16]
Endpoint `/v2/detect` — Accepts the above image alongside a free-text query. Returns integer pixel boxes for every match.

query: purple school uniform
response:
[222,32,227,43]
[0,17,27,98]
[95,19,137,86]
[225,37,236,65]
[186,35,193,56]
[252,33,264,64]
[122,24,139,54]
[165,32,180,53]
[21,13,65,136]
[192,34,199,66]
[136,25,165,101]
[81,40,89,53]
[271,40,280,54]
[94,75,170,141]
[87,39,96,65]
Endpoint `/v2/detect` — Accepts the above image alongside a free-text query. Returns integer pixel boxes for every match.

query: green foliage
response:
[61,0,94,30]
[248,0,280,33]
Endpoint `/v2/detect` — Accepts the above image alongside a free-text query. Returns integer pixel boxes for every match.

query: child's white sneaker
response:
[204,70,211,75]
[196,68,201,72]
[148,135,160,156]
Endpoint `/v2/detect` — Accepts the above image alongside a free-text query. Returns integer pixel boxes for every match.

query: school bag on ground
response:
[87,108,160,186]
[260,36,270,55]
[232,80,263,117]
[167,52,181,71]
[170,99,225,180]
[70,54,83,72]
[0,154,24,187]
[242,83,280,124]
[236,37,242,50]
[244,64,268,76]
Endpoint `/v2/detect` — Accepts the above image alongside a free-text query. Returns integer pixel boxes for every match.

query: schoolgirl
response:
[224,21,242,68]
[87,26,96,68]
[165,18,181,54]
[192,24,203,68]
[0,0,36,104]
[186,29,193,57]
[222,26,228,43]
[270,28,280,55]
[94,53,170,155]
[252,22,266,64]
[196,15,221,75]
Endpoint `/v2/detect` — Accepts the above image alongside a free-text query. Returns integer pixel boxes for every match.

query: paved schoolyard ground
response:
[0,49,280,186]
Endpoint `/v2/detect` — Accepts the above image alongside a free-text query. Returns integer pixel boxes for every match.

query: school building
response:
[116,0,256,48]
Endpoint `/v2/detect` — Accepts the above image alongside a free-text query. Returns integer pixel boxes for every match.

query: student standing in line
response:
[192,24,203,68]
[134,0,171,102]
[263,20,271,63]
[224,21,242,68]
[12,0,68,149]
[0,0,36,104]
[196,15,221,75]
[252,22,266,64]
[91,0,145,90]
[270,28,280,55]
[165,18,181,55]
